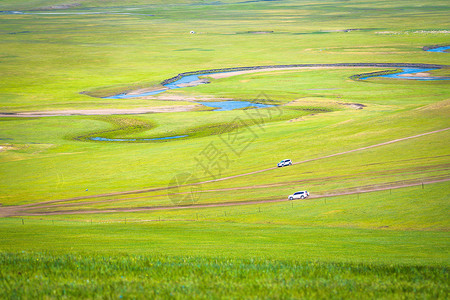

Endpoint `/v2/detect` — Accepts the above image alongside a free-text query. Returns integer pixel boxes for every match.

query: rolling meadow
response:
[0,0,449,298]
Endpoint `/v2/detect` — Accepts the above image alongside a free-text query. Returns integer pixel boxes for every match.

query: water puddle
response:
[361,68,449,80]
[426,46,450,53]
[197,101,274,111]
[104,72,215,100]
[90,135,188,142]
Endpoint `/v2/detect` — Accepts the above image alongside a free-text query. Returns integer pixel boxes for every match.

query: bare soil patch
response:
[398,72,431,77]
[1,128,449,217]
[0,105,199,117]
[205,66,373,80]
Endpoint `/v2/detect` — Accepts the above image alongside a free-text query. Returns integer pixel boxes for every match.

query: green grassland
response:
[1,253,447,299]
[0,1,449,111]
[1,182,449,298]
[0,0,449,298]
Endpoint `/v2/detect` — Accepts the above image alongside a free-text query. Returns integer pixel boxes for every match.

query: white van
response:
[288,191,309,200]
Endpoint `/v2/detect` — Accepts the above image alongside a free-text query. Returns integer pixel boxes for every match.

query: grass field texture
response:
[0,0,449,298]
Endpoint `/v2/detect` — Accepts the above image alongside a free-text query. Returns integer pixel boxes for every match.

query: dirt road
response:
[3,177,448,216]
[1,127,448,217]
[0,105,199,117]
[15,127,448,204]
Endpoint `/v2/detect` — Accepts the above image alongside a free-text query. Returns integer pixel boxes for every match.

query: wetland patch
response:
[197,101,274,111]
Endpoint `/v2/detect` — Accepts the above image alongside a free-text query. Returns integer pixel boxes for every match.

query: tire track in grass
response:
[6,170,449,213]
[1,127,448,216]
[14,177,450,216]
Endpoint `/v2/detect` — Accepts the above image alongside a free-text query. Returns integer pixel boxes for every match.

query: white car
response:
[278,159,292,167]
[288,191,309,200]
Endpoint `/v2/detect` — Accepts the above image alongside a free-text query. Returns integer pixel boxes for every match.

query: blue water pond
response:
[197,101,274,111]
[90,135,188,142]
[426,46,450,53]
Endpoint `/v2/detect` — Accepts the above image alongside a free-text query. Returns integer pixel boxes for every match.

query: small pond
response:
[197,101,274,111]
[426,46,450,53]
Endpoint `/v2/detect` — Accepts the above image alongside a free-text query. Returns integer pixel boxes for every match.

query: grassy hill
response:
[0,0,449,298]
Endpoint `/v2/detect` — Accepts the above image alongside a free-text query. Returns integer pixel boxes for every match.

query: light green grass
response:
[1,1,449,111]
[20,181,450,232]
[1,96,448,205]
[1,0,449,298]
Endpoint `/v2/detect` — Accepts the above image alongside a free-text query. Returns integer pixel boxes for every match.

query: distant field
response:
[0,0,449,298]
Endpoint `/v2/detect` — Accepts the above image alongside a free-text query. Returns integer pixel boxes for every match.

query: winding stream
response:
[90,135,188,142]
[94,49,448,141]
[360,68,449,80]
[105,65,447,106]
[105,62,448,109]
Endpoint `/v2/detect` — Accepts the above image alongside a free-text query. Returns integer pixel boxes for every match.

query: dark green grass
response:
[75,106,334,142]
[0,252,448,299]
[0,1,449,298]
[1,211,448,265]
[74,115,155,141]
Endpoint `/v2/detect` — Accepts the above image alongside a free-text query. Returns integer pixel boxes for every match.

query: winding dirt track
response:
[1,127,448,217]
[6,177,450,216]
[1,63,448,216]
